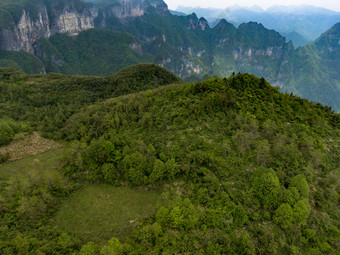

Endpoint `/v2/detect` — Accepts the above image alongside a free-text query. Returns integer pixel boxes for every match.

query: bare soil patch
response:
[0,132,60,162]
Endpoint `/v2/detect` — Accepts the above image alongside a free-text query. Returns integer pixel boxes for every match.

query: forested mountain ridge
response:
[0,0,339,111]
[0,66,338,254]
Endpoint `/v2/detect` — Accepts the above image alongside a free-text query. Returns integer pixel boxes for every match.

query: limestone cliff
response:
[0,0,98,53]
[0,0,168,53]
[106,0,167,19]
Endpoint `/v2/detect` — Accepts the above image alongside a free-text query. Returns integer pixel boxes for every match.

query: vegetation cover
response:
[0,64,180,137]
[0,65,339,254]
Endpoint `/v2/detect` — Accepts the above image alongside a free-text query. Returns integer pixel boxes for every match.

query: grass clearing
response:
[54,184,161,243]
[0,148,62,179]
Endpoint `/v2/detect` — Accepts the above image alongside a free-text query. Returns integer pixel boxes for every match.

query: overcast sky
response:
[164,0,340,12]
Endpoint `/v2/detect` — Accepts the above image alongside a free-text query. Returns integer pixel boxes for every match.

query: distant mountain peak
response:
[184,13,210,30]
[213,19,236,34]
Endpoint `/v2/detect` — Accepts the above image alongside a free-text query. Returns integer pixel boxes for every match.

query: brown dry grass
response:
[0,132,60,162]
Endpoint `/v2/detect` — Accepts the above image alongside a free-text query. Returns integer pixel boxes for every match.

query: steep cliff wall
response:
[108,0,149,19]
[0,0,98,53]
[1,5,51,53]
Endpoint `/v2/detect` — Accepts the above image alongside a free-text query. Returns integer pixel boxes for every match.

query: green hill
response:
[0,67,338,254]
[0,64,180,138]
[57,74,338,254]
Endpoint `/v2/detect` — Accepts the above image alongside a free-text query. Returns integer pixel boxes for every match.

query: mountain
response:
[284,23,340,111]
[1,67,338,253]
[0,0,339,111]
[177,5,340,43]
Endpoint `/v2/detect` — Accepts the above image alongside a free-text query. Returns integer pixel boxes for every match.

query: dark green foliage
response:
[0,117,30,146]
[0,9,14,29]
[47,29,153,76]
[0,50,45,74]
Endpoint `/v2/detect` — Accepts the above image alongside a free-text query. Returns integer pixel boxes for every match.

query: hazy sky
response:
[164,0,340,12]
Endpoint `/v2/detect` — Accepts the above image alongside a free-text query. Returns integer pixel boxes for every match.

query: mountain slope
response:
[283,23,340,111]
[0,64,180,137]
[0,68,339,253]
[58,74,339,254]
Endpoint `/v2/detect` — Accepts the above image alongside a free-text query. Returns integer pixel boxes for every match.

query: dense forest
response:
[0,64,338,254]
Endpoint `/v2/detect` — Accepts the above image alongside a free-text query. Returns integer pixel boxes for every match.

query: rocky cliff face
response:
[0,1,98,53]
[1,6,51,53]
[107,0,149,19]
[0,0,168,53]
[107,0,167,18]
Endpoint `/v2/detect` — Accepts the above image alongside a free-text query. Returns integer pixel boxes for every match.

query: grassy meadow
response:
[54,185,161,243]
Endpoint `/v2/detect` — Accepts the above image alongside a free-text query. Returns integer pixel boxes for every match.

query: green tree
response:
[252,168,281,208]
[273,203,295,229]
[100,237,124,255]
[293,199,310,226]
[231,205,248,227]
[290,174,309,199]
[149,159,165,183]
[169,198,199,231]
[120,152,148,185]
[80,242,100,255]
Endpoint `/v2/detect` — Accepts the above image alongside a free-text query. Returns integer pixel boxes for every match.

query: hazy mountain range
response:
[0,0,339,111]
[176,5,340,48]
